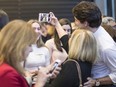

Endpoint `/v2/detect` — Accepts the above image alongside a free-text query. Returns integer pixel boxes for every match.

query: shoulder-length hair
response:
[68,29,98,63]
[27,19,45,47]
[0,20,38,75]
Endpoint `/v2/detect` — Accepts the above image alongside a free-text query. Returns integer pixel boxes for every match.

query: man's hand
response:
[83,77,96,87]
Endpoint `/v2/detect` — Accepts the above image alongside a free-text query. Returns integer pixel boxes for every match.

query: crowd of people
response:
[0,1,116,87]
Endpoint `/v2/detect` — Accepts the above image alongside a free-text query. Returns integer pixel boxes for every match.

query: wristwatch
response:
[95,79,100,86]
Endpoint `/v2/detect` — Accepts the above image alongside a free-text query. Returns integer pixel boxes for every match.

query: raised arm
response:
[49,12,69,53]
[50,12,67,38]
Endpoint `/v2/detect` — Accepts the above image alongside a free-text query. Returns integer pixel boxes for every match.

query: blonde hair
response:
[0,20,38,75]
[68,29,98,63]
[27,19,40,25]
[27,19,45,47]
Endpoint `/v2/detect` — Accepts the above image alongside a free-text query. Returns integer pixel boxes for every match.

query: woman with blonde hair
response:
[24,19,50,85]
[0,19,60,87]
[27,19,45,46]
[43,29,98,87]
[68,29,97,63]
[0,20,38,87]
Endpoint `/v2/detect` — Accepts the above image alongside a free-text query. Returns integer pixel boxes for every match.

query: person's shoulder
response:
[61,60,79,74]
[0,63,16,72]
[45,38,54,43]
[0,63,19,76]
[63,60,91,68]
[0,63,28,87]
[63,60,77,67]
[45,38,54,46]
[0,63,23,81]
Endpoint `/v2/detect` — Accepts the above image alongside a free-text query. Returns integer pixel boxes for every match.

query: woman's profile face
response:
[32,22,41,33]
[32,22,42,39]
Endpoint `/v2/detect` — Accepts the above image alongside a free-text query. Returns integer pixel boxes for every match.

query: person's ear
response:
[83,21,89,27]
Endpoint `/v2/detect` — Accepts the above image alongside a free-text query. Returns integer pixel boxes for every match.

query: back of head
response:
[0,20,38,74]
[102,16,116,27]
[0,9,9,30]
[72,1,102,28]
[69,29,97,63]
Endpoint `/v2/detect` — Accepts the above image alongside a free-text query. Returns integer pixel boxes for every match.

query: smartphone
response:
[38,13,51,22]
[49,59,61,73]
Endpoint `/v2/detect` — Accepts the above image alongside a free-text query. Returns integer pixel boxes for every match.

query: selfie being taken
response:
[0,0,116,87]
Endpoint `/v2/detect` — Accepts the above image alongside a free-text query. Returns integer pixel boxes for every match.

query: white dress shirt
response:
[91,26,116,83]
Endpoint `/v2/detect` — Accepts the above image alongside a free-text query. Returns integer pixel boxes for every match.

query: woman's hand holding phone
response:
[35,59,61,86]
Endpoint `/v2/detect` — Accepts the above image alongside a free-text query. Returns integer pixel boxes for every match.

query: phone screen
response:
[38,13,51,22]
[49,59,61,73]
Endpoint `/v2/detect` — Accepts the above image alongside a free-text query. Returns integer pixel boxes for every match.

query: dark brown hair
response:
[72,1,102,28]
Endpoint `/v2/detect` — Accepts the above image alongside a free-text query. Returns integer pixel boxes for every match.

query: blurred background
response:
[0,0,115,22]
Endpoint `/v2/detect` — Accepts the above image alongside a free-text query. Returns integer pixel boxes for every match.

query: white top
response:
[45,38,68,63]
[91,26,116,83]
[24,44,50,71]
